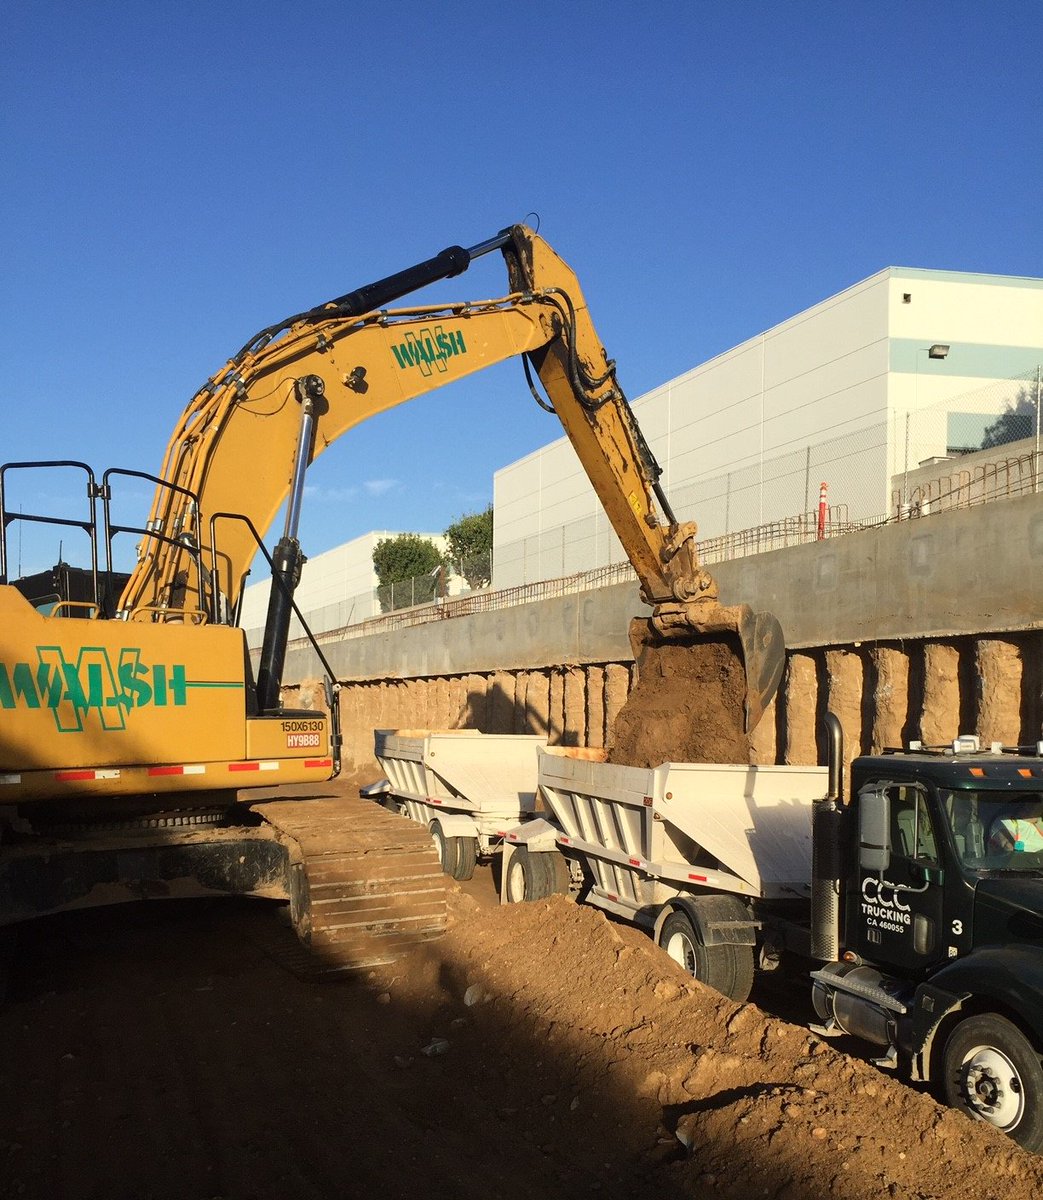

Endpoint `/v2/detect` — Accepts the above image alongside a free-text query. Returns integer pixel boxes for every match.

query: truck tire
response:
[429,820,459,878]
[504,846,569,903]
[447,835,477,882]
[940,1013,1043,1151]
[657,909,755,1002]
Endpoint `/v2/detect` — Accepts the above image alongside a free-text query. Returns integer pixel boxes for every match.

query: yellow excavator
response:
[0,225,784,971]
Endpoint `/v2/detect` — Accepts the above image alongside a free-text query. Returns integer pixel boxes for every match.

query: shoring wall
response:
[283,494,1043,776]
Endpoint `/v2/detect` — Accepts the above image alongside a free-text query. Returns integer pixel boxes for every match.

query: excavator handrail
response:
[0,460,101,594]
[101,465,208,617]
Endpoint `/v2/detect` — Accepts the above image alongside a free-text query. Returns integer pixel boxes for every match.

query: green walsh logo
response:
[390,326,467,377]
[0,647,235,733]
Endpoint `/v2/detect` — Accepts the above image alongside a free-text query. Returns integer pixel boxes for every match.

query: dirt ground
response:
[3,774,1043,1200]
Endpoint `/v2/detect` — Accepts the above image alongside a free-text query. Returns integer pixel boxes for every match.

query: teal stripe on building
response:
[890,339,1043,378]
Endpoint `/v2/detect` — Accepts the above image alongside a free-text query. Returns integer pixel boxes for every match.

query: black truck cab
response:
[812,738,1043,1151]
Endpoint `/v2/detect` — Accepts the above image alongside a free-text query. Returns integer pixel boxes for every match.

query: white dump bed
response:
[375,729,545,820]
[538,747,827,902]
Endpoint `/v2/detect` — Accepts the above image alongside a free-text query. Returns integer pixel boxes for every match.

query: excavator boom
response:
[119,225,784,729]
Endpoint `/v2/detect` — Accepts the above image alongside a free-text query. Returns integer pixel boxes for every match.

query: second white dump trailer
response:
[502,746,827,1001]
[373,729,546,880]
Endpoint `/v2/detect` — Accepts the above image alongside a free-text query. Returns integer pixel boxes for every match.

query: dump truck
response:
[492,714,1043,1150]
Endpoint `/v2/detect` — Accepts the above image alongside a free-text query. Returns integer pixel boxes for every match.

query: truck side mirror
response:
[858,787,892,873]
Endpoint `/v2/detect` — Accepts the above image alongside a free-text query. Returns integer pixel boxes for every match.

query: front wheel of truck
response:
[941,1013,1043,1152]
[658,909,754,1002]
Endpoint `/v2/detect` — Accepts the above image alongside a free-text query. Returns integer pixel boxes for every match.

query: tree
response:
[372,534,443,612]
[444,506,493,589]
[980,389,1039,450]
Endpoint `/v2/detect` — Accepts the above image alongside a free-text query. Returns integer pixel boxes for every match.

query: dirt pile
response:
[608,637,751,767]
[3,861,1042,1200]
[421,889,1043,1200]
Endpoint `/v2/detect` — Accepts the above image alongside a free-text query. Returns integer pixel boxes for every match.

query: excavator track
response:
[251,794,447,976]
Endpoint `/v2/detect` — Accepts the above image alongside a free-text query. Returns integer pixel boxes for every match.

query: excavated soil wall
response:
[295,630,1043,775]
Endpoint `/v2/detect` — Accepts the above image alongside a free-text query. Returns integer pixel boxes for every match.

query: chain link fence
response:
[896,365,1043,516]
[495,364,1043,585]
[244,550,493,646]
[376,549,491,613]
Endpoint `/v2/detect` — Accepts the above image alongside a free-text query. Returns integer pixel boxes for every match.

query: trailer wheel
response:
[429,820,459,878]
[940,1013,1043,1151]
[658,909,754,1002]
[505,846,569,902]
[447,835,477,882]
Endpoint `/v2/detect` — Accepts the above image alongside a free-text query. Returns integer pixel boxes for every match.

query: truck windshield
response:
[939,789,1043,871]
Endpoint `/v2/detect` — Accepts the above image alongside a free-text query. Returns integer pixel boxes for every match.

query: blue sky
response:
[2,1,1040,575]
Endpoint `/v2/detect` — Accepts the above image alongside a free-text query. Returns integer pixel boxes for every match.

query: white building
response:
[239,530,446,647]
[492,268,1043,588]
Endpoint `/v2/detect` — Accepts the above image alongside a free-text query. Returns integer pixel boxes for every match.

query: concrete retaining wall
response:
[297,632,1041,775]
[283,496,1043,773]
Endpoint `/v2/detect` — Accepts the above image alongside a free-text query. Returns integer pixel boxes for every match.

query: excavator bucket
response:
[627,603,786,736]
[731,606,787,733]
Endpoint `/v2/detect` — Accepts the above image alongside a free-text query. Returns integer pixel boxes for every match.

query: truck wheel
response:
[504,846,569,902]
[940,1013,1043,1151]
[447,835,477,882]
[429,820,459,878]
[657,909,754,1002]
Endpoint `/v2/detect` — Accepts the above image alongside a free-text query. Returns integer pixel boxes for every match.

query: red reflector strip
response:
[229,762,260,772]
[428,797,443,805]
[304,758,332,769]
[688,873,708,882]
[628,857,641,867]
[970,768,985,778]
[55,769,121,783]
[147,765,205,777]
[559,836,571,845]
[507,833,518,841]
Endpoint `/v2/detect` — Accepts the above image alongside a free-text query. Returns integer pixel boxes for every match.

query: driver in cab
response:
[989,798,1043,853]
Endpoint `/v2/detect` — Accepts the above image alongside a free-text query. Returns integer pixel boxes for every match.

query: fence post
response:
[901,411,911,516]
[1027,360,1036,492]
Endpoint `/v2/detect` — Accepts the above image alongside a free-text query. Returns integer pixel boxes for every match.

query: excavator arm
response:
[119,225,784,729]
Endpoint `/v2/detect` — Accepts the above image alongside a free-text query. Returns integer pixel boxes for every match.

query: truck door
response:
[852,782,946,974]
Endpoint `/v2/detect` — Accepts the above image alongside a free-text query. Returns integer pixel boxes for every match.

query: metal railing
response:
[894,448,1042,518]
[274,503,861,650]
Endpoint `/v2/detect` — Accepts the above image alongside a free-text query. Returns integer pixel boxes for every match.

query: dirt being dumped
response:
[608,636,751,767]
